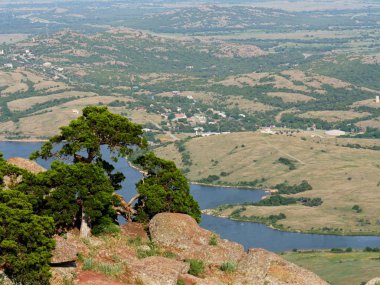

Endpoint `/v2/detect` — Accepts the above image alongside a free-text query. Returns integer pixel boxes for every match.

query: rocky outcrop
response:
[366,278,380,285]
[236,248,327,285]
[149,213,328,285]
[149,213,245,265]
[51,235,79,264]
[7,157,46,174]
[3,157,46,188]
[132,256,189,285]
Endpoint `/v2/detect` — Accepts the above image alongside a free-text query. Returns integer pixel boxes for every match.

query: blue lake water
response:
[2,141,380,252]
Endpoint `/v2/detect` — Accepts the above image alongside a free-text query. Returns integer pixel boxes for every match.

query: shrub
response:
[177,280,185,285]
[188,259,205,276]
[277,157,297,170]
[352,205,363,213]
[220,261,237,273]
[209,234,218,246]
[331,248,344,253]
[83,258,95,270]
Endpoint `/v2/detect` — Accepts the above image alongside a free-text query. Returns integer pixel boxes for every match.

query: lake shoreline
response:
[204,212,380,237]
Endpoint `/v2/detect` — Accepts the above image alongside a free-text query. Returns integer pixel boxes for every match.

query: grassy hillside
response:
[155,131,380,234]
[282,250,380,285]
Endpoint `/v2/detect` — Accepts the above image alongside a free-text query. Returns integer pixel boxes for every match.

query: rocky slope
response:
[50,212,330,285]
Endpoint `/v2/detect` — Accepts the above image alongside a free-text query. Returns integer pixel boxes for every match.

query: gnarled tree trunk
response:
[80,207,91,238]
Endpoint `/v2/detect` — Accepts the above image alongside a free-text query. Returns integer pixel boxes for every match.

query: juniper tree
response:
[133,152,201,223]
[0,190,55,284]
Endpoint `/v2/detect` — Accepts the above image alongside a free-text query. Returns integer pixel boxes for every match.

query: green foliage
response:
[82,258,123,277]
[136,242,160,259]
[133,152,201,223]
[274,180,312,194]
[0,190,55,284]
[22,161,118,234]
[230,210,287,226]
[347,128,380,139]
[188,259,205,277]
[352,205,363,213]
[177,280,185,285]
[209,234,218,246]
[198,175,220,184]
[331,248,344,253]
[364,247,380,252]
[277,157,297,170]
[220,261,237,273]
[253,195,322,207]
[30,106,147,190]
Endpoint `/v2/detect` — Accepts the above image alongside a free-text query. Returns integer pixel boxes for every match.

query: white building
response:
[325,130,346,136]
[43,62,52,68]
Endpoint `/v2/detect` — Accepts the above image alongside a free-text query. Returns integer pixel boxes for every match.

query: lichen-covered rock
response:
[179,274,226,285]
[235,248,328,285]
[7,157,46,174]
[0,272,13,285]
[149,213,244,265]
[132,256,189,285]
[51,235,79,264]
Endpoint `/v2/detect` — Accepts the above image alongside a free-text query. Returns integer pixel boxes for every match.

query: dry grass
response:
[156,91,216,104]
[298,110,370,122]
[1,95,139,137]
[225,96,277,112]
[109,107,162,125]
[218,72,270,87]
[7,91,96,111]
[267,92,314,103]
[34,81,70,92]
[0,34,29,43]
[156,132,380,234]
[352,99,380,109]
[355,117,380,129]
[281,69,352,90]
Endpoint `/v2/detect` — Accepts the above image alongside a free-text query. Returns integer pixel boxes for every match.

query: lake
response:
[2,141,380,252]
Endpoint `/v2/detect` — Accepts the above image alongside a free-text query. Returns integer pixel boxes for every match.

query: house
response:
[194,114,207,124]
[72,109,79,115]
[194,127,204,136]
[260,127,275,135]
[216,111,226,118]
[0,50,4,56]
[4,63,13,69]
[173,113,187,121]
[43,62,52,68]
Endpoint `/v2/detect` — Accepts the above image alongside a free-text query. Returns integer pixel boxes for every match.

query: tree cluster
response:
[0,106,201,284]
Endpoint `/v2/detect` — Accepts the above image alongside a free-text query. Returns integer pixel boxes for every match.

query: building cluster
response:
[0,47,66,81]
